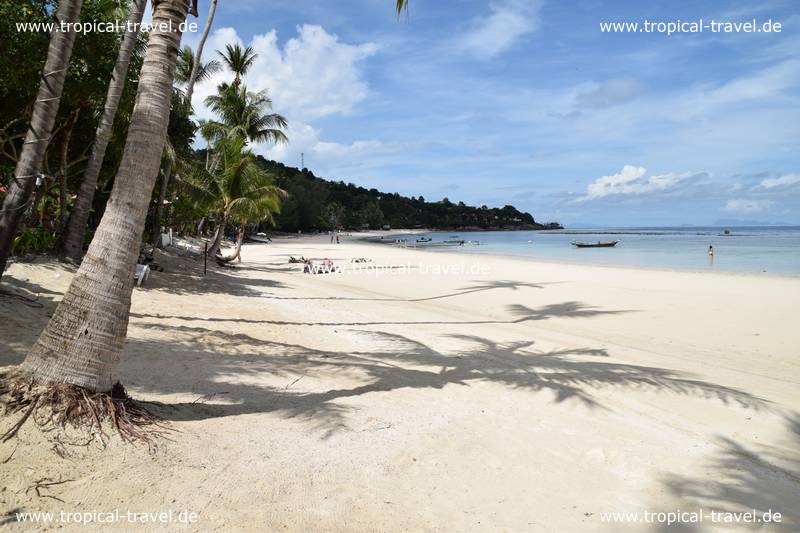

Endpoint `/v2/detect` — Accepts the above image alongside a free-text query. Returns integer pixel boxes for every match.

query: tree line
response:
[257,158,562,233]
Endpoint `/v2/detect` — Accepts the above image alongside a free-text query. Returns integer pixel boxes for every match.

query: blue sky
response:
[170,0,798,226]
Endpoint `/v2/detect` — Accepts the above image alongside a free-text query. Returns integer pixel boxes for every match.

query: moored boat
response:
[571,240,619,248]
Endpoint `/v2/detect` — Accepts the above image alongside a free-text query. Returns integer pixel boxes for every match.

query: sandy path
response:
[1,233,798,532]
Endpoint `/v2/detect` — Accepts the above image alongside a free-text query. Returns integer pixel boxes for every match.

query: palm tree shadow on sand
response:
[121,322,770,439]
[129,300,632,328]
[649,414,800,532]
[255,279,560,302]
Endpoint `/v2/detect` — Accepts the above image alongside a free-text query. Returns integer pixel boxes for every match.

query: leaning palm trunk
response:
[217,225,244,262]
[21,0,189,392]
[0,0,83,280]
[207,213,227,258]
[59,0,147,263]
[184,0,218,106]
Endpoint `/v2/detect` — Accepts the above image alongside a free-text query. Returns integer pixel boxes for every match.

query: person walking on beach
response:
[336,233,340,244]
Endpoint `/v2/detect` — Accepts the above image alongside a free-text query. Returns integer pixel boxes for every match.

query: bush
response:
[11,227,58,255]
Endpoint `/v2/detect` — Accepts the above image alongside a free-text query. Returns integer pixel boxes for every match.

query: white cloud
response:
[192,25,379,122]
[256,124,392,172]
[724,199,773,213]
[249,25,380,121]
[257,122,321,166]
[190,25,383,169]
[759,173,800,189]
[580,165,698,200]
[457,0,543,58]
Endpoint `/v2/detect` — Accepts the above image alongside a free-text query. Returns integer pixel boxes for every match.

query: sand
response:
[1,232,798,532]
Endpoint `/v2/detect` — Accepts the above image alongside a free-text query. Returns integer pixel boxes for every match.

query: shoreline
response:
[354,231,800,280]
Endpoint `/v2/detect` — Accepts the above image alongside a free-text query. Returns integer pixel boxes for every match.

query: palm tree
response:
[203,84,288,146]
[0,0,83,280]
[175,45,221,101]
[184,0,219,106]
[218,43,257,88]
[184,136,282,259]
[219,180,283,263]
[59,0,147,264]
[20,0,190,392]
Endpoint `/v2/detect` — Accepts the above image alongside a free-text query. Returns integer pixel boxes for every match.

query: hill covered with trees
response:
[255,157,562,233]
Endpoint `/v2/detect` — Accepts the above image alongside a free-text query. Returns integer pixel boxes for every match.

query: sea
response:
[385,227,800,276]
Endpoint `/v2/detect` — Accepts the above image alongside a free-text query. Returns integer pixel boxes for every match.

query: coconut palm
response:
[182,136,282,259]
[175,45,221,100]
[59,0,147,264]
[219,185,282,263]
[21,0,190,392]
[184,0,219,106]
[218,43,257,88]
[202,84,288,146]
[0,0,83,279]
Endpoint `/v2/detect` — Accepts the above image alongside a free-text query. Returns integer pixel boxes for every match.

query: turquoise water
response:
[387,227,800,275]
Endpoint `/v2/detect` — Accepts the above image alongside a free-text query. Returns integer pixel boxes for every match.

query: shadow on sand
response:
[117,321,769,440]
[130,300,631,328]
[651,413,800,532]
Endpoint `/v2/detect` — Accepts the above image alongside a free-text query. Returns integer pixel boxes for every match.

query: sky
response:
[159,0,798,226]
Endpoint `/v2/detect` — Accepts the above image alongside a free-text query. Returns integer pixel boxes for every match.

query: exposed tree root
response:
[0,371,170,447]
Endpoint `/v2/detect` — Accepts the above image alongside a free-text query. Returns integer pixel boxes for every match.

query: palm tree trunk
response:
[218,224,244,262]
[21,0,189,392]
[58,0,146,263]
[207,213,227,258]
[0,0,83,280]
[184,0,218,106]
[151,164,172,248]
[58,110,80,233]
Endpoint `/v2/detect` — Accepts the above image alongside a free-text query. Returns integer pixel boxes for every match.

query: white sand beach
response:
[1,233,798,531]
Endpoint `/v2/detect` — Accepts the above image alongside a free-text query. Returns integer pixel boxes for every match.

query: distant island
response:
[255,157,562,232]
[713,219,794,227]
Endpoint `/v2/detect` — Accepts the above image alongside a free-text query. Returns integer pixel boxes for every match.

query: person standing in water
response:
[708,245,714,256]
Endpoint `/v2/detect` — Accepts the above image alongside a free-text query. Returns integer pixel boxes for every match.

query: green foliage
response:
[202,83,287,146]
[0,0,53,127]
[178,137,282,227]
[218,43,257,86]
[174,45,221,89]
[257,158,560,232]
[11,227,57,255]
[1,0,153,245]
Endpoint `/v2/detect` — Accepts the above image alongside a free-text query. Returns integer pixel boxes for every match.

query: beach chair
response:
[134,264,150,287]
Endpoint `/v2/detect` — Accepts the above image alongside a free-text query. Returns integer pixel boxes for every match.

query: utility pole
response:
[301,152,305,169]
